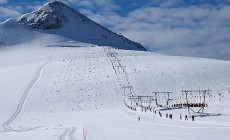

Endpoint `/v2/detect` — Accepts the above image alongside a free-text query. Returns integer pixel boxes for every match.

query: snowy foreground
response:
[0,42,230,140]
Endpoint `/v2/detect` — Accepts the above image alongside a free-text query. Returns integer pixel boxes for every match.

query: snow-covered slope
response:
[0,1,145,51]
[0,42,230,140]
[0,1,230,140]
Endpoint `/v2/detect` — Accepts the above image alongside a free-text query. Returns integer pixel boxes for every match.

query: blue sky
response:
[0,0,230,60]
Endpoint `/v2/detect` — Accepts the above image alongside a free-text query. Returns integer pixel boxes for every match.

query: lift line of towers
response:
[104,47,230,115]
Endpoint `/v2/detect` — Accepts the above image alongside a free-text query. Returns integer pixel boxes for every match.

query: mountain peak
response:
[46,0,63,5]
[18,0,71,29]
[1,1,146,51]
[42,0,68,12]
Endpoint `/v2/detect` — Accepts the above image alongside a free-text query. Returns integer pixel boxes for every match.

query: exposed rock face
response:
[18,2,69,30]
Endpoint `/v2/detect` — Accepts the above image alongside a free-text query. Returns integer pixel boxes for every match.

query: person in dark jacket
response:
[192,115,195,121]
[159,111,162,117]
[185,115,188,121]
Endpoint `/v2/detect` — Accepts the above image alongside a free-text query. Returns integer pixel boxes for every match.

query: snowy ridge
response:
[0,1,145,51]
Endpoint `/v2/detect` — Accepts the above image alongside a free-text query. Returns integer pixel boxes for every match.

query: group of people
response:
[124,100,157,113]
[124,100,197,122]
[169,103,208,108]
[138,113,195,122]
[160,112,195,121]
[181,114,195,121]
[138,104,154,112]
[166,113,173,119]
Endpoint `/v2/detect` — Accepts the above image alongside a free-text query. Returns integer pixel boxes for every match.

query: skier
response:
[138,116,140,121]
[169,114,172,119]
[180,114,182,120]
[185,115,188,121]
[159,111,162,117]
[192,115,195,121]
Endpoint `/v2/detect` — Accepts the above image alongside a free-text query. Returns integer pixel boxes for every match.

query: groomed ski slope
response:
[0,42,230,140]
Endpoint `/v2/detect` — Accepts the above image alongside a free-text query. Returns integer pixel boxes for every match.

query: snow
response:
[0,1,230,139]
[0,45,54,132]
[0,1,145,51]
[0,41,230,140]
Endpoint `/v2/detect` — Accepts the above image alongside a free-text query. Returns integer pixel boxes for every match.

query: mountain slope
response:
[0,42,230,140]
[0,1,230,140]
[0,1,145,51]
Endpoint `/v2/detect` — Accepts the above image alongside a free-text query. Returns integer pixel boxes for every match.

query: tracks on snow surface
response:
[60,127,77,140]
[1,49,56,132]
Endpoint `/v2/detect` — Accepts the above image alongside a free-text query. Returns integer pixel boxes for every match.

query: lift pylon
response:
[181,89,211,114]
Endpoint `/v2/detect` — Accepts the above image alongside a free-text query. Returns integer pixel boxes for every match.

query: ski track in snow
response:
[69,127,77,140]
[1,49,56,132]
[59,127,77,140]
[60,128,70,140]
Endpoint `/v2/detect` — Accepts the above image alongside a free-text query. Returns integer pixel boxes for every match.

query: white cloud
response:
[82,3,230,60]
[0,0,7,4]
[1,0,229,60]
[0,0,45,21]
[62,0,120,13]
[0,6,21,18]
